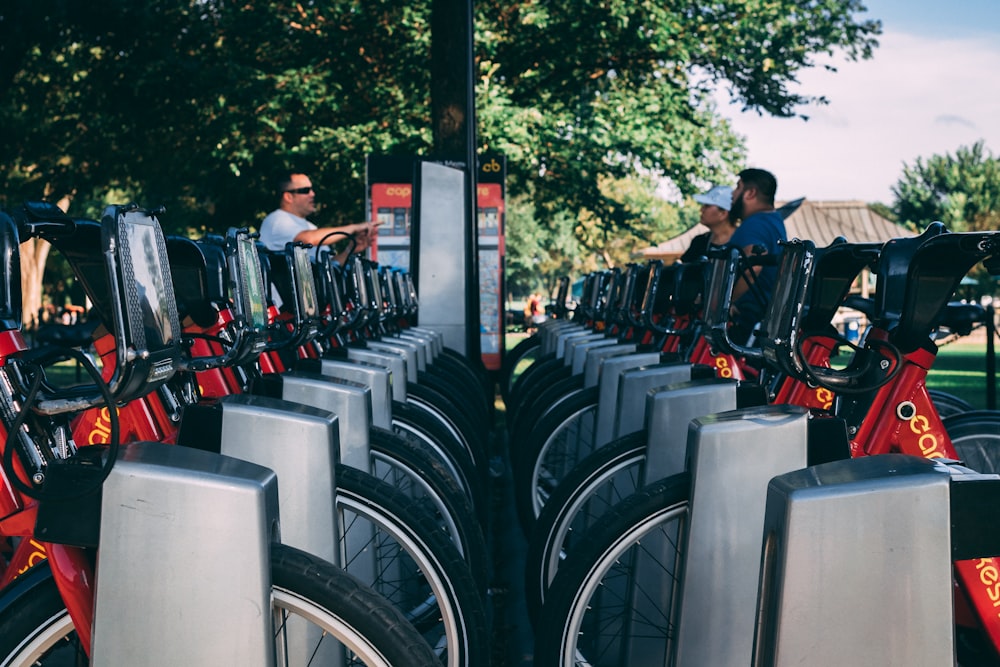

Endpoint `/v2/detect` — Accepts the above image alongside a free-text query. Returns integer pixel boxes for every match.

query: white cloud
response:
[716,31,1000,203]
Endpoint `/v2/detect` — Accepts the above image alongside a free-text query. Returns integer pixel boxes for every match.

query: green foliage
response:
[505,190,584,297]
[476,0,879,266]
[0,1,434,231]
[891,141,1000,298]
[893,141,1000,234]
[0,0,880,258]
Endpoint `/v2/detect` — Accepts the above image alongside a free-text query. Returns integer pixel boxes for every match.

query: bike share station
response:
[27,201,463,664]
[527,243,1000,665]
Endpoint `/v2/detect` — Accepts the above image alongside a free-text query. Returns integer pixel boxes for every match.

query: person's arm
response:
[292,221,380,248]
[297,221,382,265]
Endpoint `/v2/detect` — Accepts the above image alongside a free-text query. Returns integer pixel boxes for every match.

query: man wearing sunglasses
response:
[259,171,380,265]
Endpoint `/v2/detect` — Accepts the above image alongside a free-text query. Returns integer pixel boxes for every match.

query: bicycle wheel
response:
[0,543,440,667]
[335,466,490,666]
[418,368,490,429]
[507,354,562,420]
[513,387,599,532]
[945,410,1000,473]
[368,428,489,580]
[508,364,575,435]
[535,474,691,667]
[391,400,485,511]
[422,357,491,423]
[509,378,591,476]
[525,429,648,621]
[930,389,975,419]
[405,385,489,469]
[500,336,541,404]
[439,347,492,399]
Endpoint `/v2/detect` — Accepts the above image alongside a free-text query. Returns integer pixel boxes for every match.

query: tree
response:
[504,191,584,299]
[892,141,1000,298]
[476,0,880,260]
[893,141,1000,233]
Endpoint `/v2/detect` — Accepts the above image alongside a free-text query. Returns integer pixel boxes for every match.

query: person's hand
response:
[354,228,371,253]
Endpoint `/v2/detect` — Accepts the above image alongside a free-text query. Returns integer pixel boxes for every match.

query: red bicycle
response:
[0,202,440,665]
[535,224,1000,665]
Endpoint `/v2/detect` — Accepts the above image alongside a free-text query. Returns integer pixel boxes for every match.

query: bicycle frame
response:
[0,330,98,657]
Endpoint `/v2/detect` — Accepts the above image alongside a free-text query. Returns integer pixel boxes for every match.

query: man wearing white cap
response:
[680,185,736,262]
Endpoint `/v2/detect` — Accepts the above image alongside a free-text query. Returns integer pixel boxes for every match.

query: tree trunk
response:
[20,237,51,331]
[19,195,71,331]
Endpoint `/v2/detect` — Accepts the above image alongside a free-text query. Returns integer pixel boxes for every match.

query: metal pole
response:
[987,304,996,410]
[430,0,480,361]
[463,0,481,361]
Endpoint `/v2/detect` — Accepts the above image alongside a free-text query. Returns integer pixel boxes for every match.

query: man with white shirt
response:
[259,171,379,265]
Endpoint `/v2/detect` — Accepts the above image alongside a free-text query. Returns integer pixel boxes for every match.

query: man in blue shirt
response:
[727,168,786,344]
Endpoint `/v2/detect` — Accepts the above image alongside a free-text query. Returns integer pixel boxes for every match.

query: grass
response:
[926,343,995,410]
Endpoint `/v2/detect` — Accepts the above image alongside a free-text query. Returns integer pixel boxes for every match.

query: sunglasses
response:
[285,186,314,195]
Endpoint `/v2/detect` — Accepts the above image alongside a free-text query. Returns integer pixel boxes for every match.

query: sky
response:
[715,0,1000,204]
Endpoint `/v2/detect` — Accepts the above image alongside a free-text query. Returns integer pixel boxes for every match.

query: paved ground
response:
[488,397,535,667]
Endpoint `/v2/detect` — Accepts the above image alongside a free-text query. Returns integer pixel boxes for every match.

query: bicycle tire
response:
[930,389,975,419]
[367,429,489,581]
[509,377,589,474]
[418,368,490,430]
[424,355,492,418]
[335,466,491,666]
[509,375,598,464]
[392,401,487,519]
[0,543,440,667]
[525,429,648,621]
[507,353,561,419]
[500,336,541,404]
[508,362,574,434]
[944,410,1000,474]
[402,388,489,474]
[513,387,599,533]
[439,347,492,398]
[536,474,691,667]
